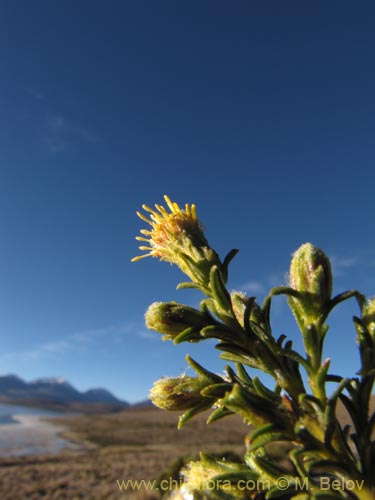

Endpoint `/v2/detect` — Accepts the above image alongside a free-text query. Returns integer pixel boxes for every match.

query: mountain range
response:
[0,374,130,413]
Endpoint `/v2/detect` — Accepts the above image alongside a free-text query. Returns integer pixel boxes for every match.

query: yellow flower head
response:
[132,195,203,261]
[132,195,221,289]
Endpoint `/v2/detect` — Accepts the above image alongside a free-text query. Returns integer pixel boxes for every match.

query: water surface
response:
[0,402,63,421]
[0,403,80,456]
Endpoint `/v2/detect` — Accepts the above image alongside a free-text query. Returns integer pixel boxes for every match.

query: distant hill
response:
[131,398,153,408]
[0,374,129,413]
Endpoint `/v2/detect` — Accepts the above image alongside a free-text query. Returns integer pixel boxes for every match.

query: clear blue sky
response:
[1,2,375,403]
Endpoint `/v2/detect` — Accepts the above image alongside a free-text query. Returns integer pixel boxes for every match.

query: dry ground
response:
[0,407,249,500]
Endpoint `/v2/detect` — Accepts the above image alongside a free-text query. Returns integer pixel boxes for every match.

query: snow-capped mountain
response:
[0,374,128,411]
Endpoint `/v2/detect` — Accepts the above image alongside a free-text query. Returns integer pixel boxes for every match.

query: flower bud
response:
[289,243,332,306]
[145,301,208,340]
[149,376,211,411]
[362,296,375,337]
[181,453,251,498]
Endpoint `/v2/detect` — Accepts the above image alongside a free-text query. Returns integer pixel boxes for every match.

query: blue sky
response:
[1,2,375,403]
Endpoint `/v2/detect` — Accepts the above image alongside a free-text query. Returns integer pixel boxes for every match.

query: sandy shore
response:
[0,415,82,457]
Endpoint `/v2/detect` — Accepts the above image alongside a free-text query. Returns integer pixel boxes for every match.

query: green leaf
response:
[206,406,234,423]
[173,326,200,344]
[316,358,331,389]
[176,281,200,290]
[185,355,223,382]
[201,383,232,398]
[252,377,281,402]
[266,486,296,499]
[209,265,232,310]
[243,297,256,336]
[178,400,214,428]
[250,322,272,343]
[248,422,275,441]
[324,377,351,446]
[219,351,253,365]
[282,348,310,373]
[235,363,253,385]
[248,431,292,452]
[261,295,272,332]
[277,334,287,346]
[217,343,260,367]
[251,455,290,478]
[201,324,232,341]
[216,342,254,357]
[212,470,260,483]
[312,493,342,500]
[221,248,239,282]
[339,394,361,432]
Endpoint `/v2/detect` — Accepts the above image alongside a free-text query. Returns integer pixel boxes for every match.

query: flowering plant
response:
[133,196,375,500]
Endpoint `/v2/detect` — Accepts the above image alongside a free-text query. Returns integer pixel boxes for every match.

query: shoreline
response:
[0,407,249,499]
[0,414,85,457]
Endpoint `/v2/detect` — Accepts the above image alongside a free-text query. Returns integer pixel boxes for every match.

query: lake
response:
[0,402,63,421]
[0,403,81,456]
